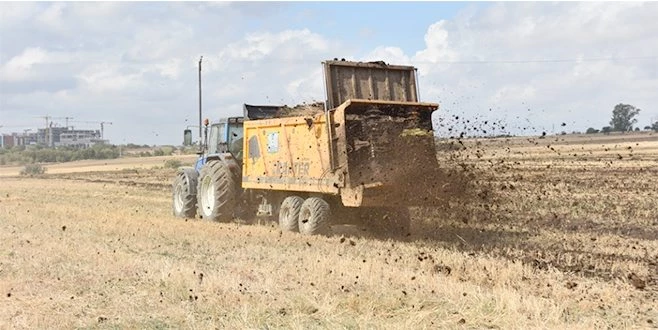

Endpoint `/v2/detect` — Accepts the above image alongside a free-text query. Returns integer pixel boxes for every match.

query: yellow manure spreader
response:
[173,60,442,236]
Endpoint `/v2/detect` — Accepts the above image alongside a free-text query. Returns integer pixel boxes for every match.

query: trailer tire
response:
[197,160,238,222]
[360,207,411,237]
[298,197,331,235]
[279,196,304,232]
[172,168,198,218]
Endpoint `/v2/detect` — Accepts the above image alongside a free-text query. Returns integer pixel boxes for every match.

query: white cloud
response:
[218,29,329,64]
[0,2,39,28]
[155,59,183,80]
[363,46,411,65]
[1,47,49,81]
[403,2,658,135]
[76,63,144,93]
[36,2,66,30]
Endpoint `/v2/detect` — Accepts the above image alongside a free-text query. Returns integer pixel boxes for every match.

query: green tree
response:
[610,103,640,132]
[652,121,658,132]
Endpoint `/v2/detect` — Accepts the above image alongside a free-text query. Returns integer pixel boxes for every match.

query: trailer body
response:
[241,98,438,207]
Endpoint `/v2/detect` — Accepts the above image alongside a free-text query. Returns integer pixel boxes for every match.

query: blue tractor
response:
[172,116,244,222]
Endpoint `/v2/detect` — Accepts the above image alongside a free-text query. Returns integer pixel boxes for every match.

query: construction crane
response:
[70,121,113,139]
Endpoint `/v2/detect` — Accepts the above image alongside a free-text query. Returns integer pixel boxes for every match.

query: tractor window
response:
[228,123,244,159]
[227,123,243,146]
[208,124,226,154]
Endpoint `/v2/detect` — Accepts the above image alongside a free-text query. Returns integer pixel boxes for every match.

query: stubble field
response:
[1,133,657,329]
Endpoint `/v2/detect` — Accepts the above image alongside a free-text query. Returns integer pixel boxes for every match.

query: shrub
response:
[161,146,175,156]
[164,159,182,169]
[586,127,599,134]
[20,164,46,176]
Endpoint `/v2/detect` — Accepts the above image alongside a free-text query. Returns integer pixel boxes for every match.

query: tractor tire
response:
[298,197,331,236]
[172,168,198,218]
[197,160,238,222]
[359,207,411,237]
[279,196,304,232]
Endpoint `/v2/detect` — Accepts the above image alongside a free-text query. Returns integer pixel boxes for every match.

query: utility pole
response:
[198,55,203,152]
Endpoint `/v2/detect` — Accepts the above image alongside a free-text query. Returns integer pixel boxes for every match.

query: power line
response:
[425,55,658,65]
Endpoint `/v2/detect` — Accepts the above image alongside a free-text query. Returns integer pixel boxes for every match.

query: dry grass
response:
[0,154,198,177]
[1,133,657,329]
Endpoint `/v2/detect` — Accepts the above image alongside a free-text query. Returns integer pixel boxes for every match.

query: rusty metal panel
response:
[323,60,419,109]
[332,100,440,208]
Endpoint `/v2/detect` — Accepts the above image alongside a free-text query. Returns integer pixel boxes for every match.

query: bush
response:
[586,127,600,134]
[164,159,182,169]
[20,164,46,176]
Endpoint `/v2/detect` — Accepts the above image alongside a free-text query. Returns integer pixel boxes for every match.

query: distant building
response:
[1,127,103,149]
[1,133,37,148]
[37,126,71,147]
[1,134,20,148]
[58,129,103,148]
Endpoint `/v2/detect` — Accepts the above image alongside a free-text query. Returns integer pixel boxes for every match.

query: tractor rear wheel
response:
[279,196,304,232]
[197,160,238,222]
[298,197,331,235]
[172,168,197,218]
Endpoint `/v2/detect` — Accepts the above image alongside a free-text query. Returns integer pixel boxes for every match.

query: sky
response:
[1,1,657,146]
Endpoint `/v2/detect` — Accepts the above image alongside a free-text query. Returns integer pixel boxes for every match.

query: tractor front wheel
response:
[172,168,198,218]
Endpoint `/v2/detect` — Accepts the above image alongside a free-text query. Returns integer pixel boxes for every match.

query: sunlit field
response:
[1,132,656,329]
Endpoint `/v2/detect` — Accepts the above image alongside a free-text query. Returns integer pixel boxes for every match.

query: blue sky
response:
[278,2,470,56]
[1,2,657,145]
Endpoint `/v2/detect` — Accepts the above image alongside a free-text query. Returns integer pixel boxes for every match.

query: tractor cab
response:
[194,116,244,172]
[207,116,244,158]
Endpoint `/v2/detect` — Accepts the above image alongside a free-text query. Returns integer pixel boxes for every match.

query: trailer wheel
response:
[197,160,237,222]
[298,197,331,235]
[279,196,304,232]
[360,207,411,237]
[172,168,198,218]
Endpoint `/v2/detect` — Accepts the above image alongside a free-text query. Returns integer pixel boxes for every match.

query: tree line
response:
[0,144,192,166]
[587,103,656,134]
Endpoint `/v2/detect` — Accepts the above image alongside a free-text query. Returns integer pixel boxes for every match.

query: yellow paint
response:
[241,99,439,206]
[242,113,340,194]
